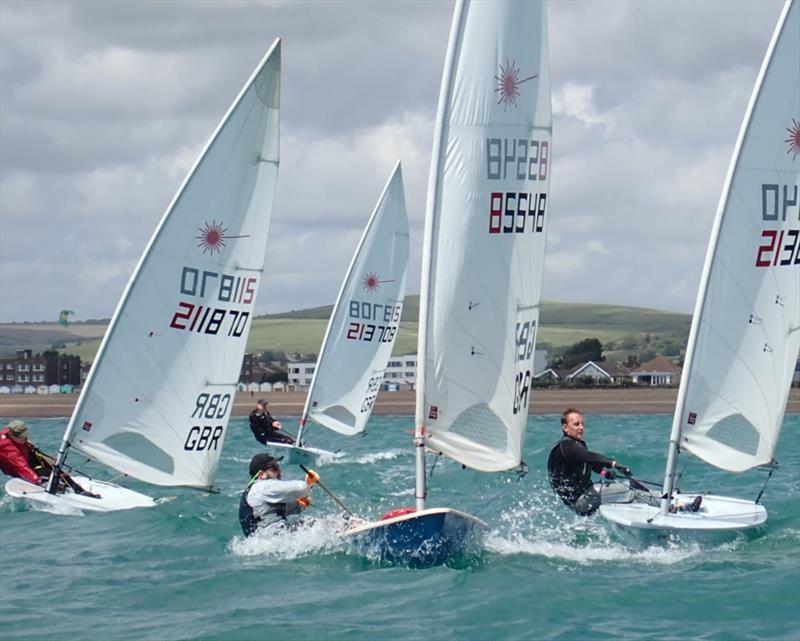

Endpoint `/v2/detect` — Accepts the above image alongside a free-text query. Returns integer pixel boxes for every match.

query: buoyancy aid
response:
[238,484,288,536]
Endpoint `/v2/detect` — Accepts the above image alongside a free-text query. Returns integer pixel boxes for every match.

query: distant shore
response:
[2,388,799,420]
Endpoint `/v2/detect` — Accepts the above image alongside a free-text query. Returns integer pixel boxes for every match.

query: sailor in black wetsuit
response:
[249,400,294,445]
[547,408,631,516]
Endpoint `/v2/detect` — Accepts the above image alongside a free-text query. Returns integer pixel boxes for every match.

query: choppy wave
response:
[2,414,797,641]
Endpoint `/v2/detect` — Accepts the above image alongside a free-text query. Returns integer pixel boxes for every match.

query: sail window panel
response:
[313,405,357,433]
[705,414,760,457]
[449,403,509,453]
[102,433,175,476]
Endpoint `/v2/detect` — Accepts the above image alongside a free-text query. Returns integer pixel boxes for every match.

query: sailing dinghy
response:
[6,40,282,512]
[346,0,552,565]
[267,163,410,464]
[600,0,799,537]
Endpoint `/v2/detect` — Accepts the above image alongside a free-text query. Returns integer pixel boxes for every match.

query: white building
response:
[567,360,632,384]
[287,356,418,391]
[383,355,417,389]
[632,356,681,386]
[288,363,316,389]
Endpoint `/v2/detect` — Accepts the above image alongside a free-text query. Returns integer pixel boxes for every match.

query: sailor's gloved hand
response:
[305,469,320,486]
[614,464,632,476]
[297,496,311,509]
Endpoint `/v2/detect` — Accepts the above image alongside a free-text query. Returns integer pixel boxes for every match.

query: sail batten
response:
[62,40,282,488]
[419,0,552,472]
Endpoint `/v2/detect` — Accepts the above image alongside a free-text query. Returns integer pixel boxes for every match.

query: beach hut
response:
[259,382,273,393]
[272,381,286,392]
[247,382,260,394]
[49,384,61,394]
[24,385,36,394]
[11,384,23,394]
[37,385,49,395]
[60,384,75,394]
[236,382,247,393]
[0,386,10,394]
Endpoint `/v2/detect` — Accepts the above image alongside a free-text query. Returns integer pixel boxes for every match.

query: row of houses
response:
[284,350,551,391]
[0,349,83,387]
[535,356,682,386]
[279,352,684,392]
[4,347,798,396]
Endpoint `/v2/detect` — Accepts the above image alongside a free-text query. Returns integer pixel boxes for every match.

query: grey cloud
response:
[0,0,786,322]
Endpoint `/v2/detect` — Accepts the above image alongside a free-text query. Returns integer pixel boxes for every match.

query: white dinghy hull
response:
[5,477,156,513]
[600,493,767,541]
[263,442,340,465]
[344,508,487,567]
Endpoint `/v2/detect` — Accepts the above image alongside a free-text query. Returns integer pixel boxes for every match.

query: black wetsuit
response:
[547,435,615,515]
[249,410,294,445]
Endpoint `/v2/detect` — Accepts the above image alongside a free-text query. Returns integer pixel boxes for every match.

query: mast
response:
[660,0,793,514]
[414,0,467,511]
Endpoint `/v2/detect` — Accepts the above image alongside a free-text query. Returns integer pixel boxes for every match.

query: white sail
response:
[676,0,799,473]
[418,0,552,472]
[302,163,410,436]
[62,40,282,488]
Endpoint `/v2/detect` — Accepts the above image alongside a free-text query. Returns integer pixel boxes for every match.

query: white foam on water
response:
[484,529,702,566]
[386,488,414,498]
[0,493,25,513]
[330,449,404,466]
[483,496,708,566]
[227,513,350,559]
[4,494,85,516]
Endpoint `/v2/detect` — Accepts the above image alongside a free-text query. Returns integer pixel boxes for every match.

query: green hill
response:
[0,298,691,362]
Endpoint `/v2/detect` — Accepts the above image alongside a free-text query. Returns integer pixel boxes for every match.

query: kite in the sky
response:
[58,310,76,326]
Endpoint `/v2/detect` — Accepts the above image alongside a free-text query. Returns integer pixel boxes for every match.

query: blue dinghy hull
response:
[344,507,487,567]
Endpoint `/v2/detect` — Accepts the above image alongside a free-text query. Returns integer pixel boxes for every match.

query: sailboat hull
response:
[5,476,156,513]
[599,492,767,542]
[343,507,487,567]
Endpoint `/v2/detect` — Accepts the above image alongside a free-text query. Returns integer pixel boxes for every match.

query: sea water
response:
[1,414,798,641]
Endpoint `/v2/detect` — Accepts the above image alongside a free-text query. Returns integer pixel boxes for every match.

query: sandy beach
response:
[1,387,798,420]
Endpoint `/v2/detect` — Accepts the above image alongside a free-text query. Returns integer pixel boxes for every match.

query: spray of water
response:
[483,491,711,566]
[228,513,351,559]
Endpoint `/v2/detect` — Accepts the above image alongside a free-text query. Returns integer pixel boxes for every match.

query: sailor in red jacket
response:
[0,420,41,484]
[0,419,98,497]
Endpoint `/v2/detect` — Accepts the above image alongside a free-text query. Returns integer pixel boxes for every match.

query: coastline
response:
[2,387,799,420]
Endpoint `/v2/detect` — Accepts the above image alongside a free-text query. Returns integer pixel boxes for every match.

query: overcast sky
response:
[0,0,786,323]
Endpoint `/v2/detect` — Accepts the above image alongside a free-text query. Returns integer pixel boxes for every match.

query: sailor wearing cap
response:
[238,453,320,536]
[0,419,99,496]
[0,420,40,485]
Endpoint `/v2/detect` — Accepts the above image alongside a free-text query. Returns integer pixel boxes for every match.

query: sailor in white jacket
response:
[239,453,319,535]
